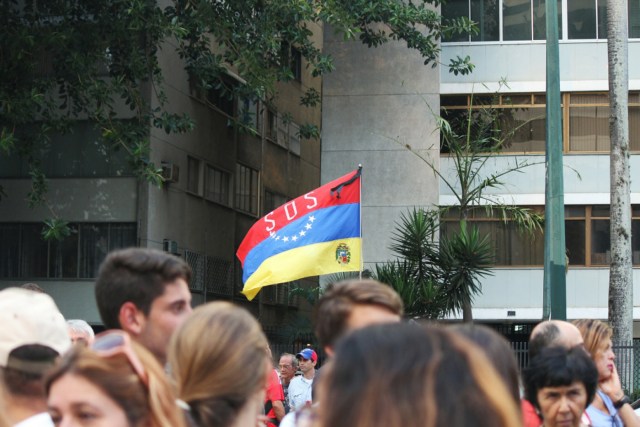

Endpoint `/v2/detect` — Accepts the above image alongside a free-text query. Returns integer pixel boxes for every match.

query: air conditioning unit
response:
[163,239,179,255]
[161,162,180,184]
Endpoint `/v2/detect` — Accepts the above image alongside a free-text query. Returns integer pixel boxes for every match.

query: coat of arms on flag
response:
[236,167,362,300]
[335,243,351,265]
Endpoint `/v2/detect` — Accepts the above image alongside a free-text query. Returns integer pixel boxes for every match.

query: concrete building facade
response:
[322,1,640,332]
[0,24,324,340]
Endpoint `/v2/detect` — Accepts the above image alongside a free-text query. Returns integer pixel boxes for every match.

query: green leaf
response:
[42,218,71,241]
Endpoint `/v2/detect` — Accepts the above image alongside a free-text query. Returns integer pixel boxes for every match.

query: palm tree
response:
[397,93,544,321]
[375,208,493,320]
[375,209,447,319]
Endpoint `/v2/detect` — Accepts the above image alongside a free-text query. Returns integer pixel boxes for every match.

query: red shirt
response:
[522,399,542,427]
[265,369,285,427]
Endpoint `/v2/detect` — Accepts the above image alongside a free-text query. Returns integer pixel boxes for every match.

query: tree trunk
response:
[607,0,632,390]
[462,300,473,323]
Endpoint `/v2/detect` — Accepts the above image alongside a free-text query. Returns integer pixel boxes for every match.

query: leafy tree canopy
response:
[0,0,475,233]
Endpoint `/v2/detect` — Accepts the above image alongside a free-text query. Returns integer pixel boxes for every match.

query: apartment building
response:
[0,24,323,338]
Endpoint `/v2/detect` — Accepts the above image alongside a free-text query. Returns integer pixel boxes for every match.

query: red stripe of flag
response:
[236,169,360,264]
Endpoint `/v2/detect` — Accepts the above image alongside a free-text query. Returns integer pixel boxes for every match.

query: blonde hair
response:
[572,319,613,360]
[169,301,269,427]
[46,340,185,427]
[318,323,522,427]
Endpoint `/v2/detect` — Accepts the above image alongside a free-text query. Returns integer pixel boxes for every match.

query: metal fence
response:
[511,340,640,394]
[268,333,327,368]
[184,250,234,296]
[613,341,637,394]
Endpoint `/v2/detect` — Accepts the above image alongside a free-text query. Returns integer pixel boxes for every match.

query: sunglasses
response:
[91,330,149,388]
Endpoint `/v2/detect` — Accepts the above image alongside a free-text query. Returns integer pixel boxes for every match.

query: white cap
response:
[0,288,71,369]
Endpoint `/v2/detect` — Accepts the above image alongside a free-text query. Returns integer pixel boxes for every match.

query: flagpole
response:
[358,164,363,279]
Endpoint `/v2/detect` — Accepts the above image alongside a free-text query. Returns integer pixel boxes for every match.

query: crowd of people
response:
[0,247,639,427]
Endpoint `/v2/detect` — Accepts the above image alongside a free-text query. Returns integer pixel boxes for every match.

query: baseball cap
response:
[0,288,71,371]
[296,348,317,362]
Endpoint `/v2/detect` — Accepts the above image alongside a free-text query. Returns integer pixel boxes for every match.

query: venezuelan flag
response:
[237,168,362,300]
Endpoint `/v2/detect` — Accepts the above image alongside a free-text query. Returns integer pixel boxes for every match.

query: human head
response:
[168,301,270,427]
[0,288,70,403]
[296,348,318,375]
[450,323,521,404]
[279,353,298,383]
[95,248,193,363]
[529,320,584,359]
[46,333,186,427]
[317,323,522,427]
[20,283,46,293]
[67,319,95,346]
[572,319,614,380]
[523,346,598,427]
[314,279,403,354]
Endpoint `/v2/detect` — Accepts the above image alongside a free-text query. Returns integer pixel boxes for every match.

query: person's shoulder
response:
[289,375,302,384]
[289,376,305,387]
[268,369,280,384]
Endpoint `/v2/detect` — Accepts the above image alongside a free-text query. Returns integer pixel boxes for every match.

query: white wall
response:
[466,268,640,321]
[440,154,640,205]
[0,178,137,222]
[440,40,640,93]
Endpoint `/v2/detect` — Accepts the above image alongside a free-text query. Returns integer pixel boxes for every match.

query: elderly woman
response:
[573,319,640,427]
[523,346,599,427]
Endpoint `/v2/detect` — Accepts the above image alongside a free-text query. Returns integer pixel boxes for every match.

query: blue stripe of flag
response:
[242,203,360,283]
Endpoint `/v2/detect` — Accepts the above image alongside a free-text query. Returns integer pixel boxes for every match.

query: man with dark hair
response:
[314,278,403,356]
[95,247,193,364]
[0,288,71,426]
[288,348,318,412]
[523,320,586,427]
[280,279,404,426]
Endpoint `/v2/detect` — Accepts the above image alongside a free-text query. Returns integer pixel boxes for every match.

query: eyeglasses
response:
[91,330,149,388]
[279,364,293,369]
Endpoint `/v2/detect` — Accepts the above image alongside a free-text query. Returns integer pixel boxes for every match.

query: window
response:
[567,0,608,39]
[441,205,640,267]
[205,165,231,206]
[440,208,544,266]
[0,222,136,279]
[235,164,259,215]
[443,0,499,42]
[567,205,640,266]
[441,92,640,154]
[266,108,278,142]
[0,121,132,178]
[442,0,639,42]
[289,122,301,156]
[504,0,561,41]
[239,98,262,134]
[187,156,201,195]
[264,190,289,215]
[277,114,289,148]
[207,77,236,117]
[290,47,302,82]
[441,94,546,153]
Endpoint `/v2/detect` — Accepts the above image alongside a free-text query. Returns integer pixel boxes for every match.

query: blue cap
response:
[296,348,317,362]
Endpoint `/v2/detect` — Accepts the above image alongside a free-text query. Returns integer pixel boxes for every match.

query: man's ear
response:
[324,346,334,359]
[118,302,145,336]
